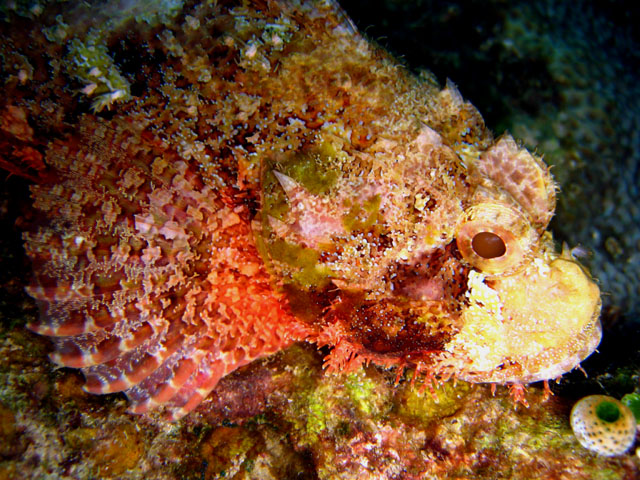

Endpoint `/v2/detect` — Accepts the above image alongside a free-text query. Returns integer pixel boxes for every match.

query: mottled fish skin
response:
[7,0,600,419]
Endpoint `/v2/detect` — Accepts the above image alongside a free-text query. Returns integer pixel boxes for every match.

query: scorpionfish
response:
[7,0,601,420]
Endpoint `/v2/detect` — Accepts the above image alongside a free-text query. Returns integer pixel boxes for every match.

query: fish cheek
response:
[330,295,458,360]
[280,275,462,363]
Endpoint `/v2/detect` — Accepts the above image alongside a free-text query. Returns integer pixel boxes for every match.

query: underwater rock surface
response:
[0,0,638,479]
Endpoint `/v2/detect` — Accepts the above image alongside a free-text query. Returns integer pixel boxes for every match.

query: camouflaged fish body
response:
[17,0,601,419]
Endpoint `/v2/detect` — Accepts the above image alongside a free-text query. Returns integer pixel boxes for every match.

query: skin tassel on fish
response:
[0,0,601,420]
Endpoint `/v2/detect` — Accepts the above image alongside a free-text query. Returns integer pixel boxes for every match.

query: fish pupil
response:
[471,231,506,259]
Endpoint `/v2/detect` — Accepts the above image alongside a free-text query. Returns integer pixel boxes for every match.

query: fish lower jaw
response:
[457,319,602,385]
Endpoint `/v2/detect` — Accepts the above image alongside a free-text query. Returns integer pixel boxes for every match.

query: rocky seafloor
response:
[0,1,639,479]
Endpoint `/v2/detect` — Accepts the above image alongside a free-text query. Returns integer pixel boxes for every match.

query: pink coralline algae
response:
[3,0,601,420]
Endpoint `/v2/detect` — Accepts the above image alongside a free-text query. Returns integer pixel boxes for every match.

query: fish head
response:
[446,134,602,383]
[255,125,601,384]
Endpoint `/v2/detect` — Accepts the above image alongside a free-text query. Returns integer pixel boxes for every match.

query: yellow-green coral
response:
[395,378,471,423]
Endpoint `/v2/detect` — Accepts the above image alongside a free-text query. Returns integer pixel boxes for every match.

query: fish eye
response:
[471,231,506,259]
[455,203,536,275]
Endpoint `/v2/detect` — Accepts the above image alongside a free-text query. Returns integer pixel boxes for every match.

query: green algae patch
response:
[257,142,349,290]
[254,221,334,290]
[344,368,392,418]
[395,379,471,424]
[621,392,640,422]
[279,356,395,450]
[344,372,377,415]
[342,194,382,233]
[261,143,342,219]
[266,238,334,289]
[305,391,330,440]
[261,169,290,221]
[281,148,339,196]
[283,369,361,446]
[286,376,337,447]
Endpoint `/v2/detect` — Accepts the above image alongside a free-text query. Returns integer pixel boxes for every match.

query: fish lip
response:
[458,317,603,384]
[519,301,603,383]
[525,316,603,383]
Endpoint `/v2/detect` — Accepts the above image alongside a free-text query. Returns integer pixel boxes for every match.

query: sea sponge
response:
[570,395,637,456]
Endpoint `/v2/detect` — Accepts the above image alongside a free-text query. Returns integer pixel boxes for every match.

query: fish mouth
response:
[459,315,602,384]
[448,256,603,384]
[515,317,602,383]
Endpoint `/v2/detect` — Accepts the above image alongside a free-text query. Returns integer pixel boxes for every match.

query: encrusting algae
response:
[0,0,602,422]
